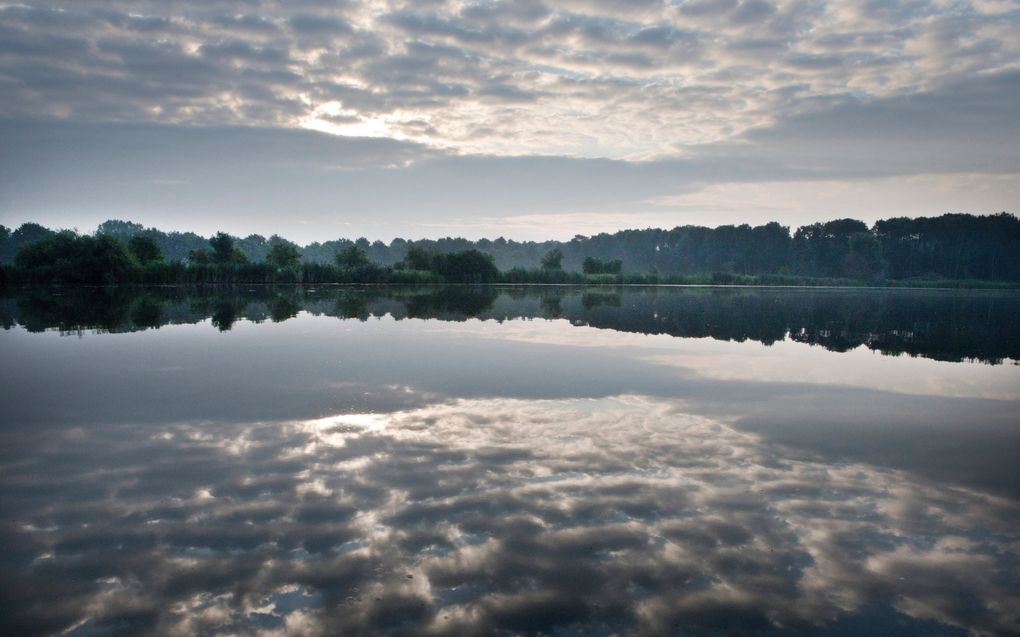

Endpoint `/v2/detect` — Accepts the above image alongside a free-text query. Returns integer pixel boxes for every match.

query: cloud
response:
[723,70,1020,175]
[2,395,1018,636]
[4,62,1018,239]
[0,2,1016,236]
[0,1,1016,159]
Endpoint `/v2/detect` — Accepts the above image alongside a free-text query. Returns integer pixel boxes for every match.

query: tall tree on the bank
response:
[793,219,869,277]
[267,241,301,270]
[398,246,433,271]
[541,249,564,271]
[335,245,370,270]
[209,232,247,265]
[844,232,886,281]
[583,256,623,274]
[14,232,136,285]
[128,235,163,265]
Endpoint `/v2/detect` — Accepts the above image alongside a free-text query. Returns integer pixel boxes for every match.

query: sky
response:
[0,0,1018,243]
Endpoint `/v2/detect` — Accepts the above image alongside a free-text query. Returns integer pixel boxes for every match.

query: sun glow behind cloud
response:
[301,103,399,140]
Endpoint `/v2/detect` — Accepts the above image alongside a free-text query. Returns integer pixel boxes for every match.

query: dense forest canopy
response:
[1,213,1018,283]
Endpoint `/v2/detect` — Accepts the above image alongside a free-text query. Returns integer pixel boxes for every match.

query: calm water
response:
[1,286,1018,637]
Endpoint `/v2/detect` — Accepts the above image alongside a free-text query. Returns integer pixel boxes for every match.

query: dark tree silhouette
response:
[335,245,370,270]
[398,246,433,271]
[188,248,210,265]
[267,241,301,270]
[14,232,136,285]
[209,232,246,264]
[541,249,564,270]
[582,256,623,274]
[845,232,886,281]
[128,235,163,265]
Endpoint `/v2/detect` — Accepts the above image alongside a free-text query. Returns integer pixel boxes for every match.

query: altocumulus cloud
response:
[0,0,1018,239]
[2,396,1018,636]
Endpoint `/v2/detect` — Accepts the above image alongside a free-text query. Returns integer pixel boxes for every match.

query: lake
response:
[1,286,1018,636]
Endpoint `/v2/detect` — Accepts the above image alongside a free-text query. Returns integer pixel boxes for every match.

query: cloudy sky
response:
[0,0,1018,242]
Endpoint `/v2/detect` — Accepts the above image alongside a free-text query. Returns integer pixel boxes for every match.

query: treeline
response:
[1,212,1018,285]
[0,228,508,286]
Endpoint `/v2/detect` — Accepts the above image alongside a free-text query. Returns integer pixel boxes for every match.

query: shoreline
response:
[3,280,1020,292]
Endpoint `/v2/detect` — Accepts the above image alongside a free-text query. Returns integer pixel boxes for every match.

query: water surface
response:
[1,286,1018,636]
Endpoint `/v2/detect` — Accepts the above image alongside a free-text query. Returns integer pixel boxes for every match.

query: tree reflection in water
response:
[2,285,1018,364]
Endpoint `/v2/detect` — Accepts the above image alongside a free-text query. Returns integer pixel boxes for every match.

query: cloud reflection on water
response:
[2,396,1017,636]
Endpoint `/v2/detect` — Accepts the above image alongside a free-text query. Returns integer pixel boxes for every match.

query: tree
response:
[14,231,136,284]
[210,232,233,264]
[0,222,54,264]
[335,245,369,270]
[128,235,162,265]
[399,246,433,271]
[793,219,869,277]
[267,241,301,270]
[431,249,500,283]
[582,256,622,274]
[97,220,145,238]
[541,248,563,271]
[845,232,886,281]
[209,232,246,264]
[188,248,210,265]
